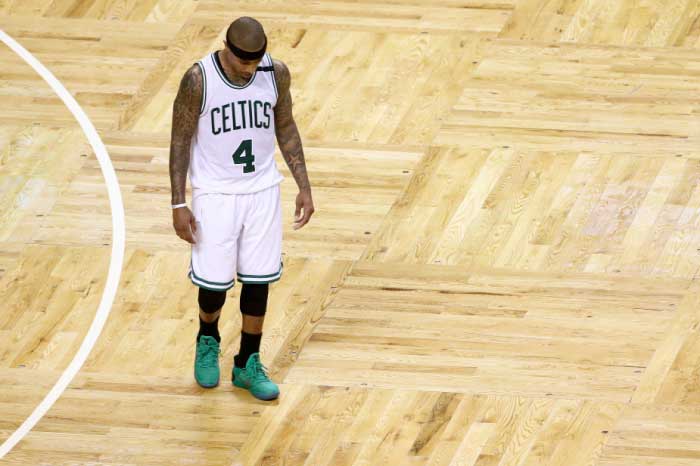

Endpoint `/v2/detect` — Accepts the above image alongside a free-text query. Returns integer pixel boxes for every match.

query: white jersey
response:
[189,51,284,197]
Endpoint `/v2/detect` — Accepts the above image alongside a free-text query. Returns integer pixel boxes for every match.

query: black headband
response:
[226,35,267,60]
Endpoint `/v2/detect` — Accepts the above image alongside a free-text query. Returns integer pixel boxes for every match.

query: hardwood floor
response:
[1,1,700,464]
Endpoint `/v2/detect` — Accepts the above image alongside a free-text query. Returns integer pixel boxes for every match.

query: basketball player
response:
[168,17,314,401]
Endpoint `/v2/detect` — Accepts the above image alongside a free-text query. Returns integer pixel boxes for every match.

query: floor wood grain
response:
[1,0,700,464]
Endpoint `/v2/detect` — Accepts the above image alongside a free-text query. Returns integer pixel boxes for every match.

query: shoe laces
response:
[197,338,219,368]
[249,354,271,383]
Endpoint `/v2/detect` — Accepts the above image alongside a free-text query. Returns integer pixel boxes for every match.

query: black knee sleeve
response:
[198,288,226,313]
[240,283,269,317]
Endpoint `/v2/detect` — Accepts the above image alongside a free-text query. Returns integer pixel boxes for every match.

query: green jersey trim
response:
[195,61,206,115]
[267,54,278,99]
[212,51,258,90]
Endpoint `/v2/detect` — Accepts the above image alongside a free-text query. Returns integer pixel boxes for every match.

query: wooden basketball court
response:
[1,0,700,464]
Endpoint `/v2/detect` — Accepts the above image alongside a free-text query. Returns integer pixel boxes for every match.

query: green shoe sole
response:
[195,368,219,388]
[232,372,279,400]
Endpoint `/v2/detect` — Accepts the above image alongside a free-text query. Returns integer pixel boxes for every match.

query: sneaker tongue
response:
[249,356,268,381]
[248,353,262,369]
[201,336,217,346]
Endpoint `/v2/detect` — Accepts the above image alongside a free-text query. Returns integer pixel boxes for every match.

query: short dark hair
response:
[226,17,266,53]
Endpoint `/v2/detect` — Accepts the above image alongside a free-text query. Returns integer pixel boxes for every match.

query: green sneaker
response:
[232,353,279,400]
[194,335,220,388]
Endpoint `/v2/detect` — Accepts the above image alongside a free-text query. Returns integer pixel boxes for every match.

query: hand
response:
[173,206,197,244]
[293,188,314,230]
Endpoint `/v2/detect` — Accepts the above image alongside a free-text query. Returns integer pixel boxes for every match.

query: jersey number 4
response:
[232,139,255,173]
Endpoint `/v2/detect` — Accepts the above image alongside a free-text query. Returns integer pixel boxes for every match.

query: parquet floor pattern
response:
[1,0,700,464]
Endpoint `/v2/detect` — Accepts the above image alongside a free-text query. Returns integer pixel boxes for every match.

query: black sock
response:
[234,331,262,368]
[198,316,220,343]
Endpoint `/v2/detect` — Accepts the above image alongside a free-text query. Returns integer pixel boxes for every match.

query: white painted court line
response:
[0,30,125,458]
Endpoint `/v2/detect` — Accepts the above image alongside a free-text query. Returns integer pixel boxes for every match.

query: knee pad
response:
[198,288,226,313]
[240,283,269,317]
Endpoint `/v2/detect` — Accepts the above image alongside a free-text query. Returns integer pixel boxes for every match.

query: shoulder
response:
[271,58,291,94]
[177,63,203,97]
[183,63,203,88]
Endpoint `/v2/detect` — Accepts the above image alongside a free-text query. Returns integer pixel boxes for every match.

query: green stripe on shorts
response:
[237,262,283,283]
[189,259,235,290]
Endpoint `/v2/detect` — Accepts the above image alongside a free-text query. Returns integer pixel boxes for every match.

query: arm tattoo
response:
[273,59,311,192]
[169,64,202,204]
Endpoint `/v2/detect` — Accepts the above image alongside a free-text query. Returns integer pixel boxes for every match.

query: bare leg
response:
[241,314,264,334]
[199,308,221,323]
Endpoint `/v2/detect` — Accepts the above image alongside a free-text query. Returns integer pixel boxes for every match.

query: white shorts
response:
[188,183,283,291]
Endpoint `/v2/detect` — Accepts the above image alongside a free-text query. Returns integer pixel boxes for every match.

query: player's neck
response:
[216,50,251,86]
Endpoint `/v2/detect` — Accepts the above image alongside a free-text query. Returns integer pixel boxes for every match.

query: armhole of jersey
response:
[268,53,278,100]
[196,61,207,116]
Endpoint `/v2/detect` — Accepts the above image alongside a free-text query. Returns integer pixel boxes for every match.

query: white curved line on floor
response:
[0,29,125,458]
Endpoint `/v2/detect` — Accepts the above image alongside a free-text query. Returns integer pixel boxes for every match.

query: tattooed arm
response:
[273,59,315,230]
[169,64,203,244]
